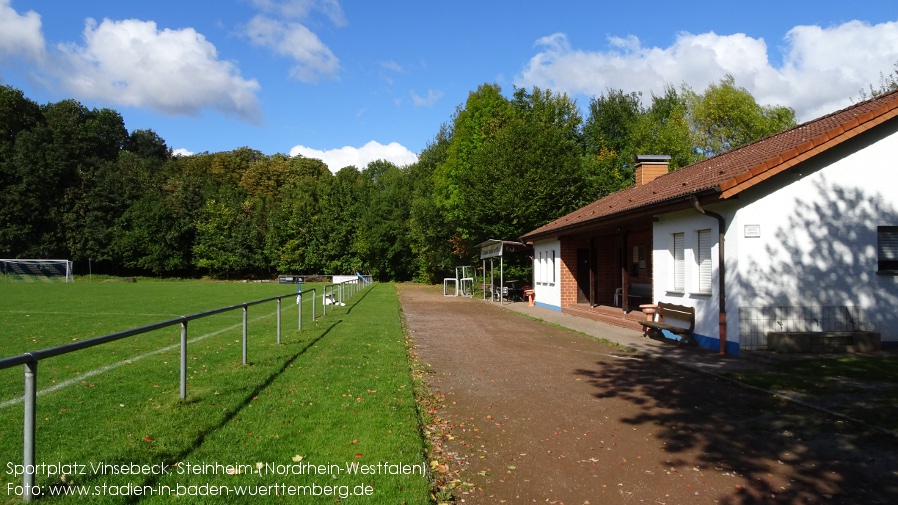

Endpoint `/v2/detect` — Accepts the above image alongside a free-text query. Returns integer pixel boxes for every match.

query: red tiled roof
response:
[522,89,898,241]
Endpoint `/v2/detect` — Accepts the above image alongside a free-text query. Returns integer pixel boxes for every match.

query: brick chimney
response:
[634,154,671,186]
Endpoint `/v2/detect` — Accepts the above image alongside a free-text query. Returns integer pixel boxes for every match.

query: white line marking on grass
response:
[0,310,181,317]
[0,304,308,410]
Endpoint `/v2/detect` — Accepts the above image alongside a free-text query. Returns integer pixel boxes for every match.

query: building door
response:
[577,248,590,303]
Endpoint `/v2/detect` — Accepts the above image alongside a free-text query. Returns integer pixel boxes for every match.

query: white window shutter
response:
[697,229,712,292]
[673,233,684,291]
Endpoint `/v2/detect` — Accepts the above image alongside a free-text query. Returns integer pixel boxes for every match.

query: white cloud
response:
[53,18,261,121]
[289,140,418,172]
[0,0,45,61]
[411,89,443,107]
[517,20,898,122]
[172,148,194,157]
[251,0,347,27]
[244,14,339,83]
[380,60,403,72]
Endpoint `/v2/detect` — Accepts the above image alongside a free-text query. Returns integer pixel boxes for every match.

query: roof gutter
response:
[691,196,727,355]
[522,190,722,243]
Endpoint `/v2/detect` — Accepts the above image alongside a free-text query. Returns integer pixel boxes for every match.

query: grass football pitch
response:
[0,280,430,504]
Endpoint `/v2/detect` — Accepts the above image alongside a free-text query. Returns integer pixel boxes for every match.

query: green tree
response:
[582,88,642,159]
[264,156,331,274]
[408,126,454,282]
[308,167,363,274]
[193,196,243,277]
[433,83,511,248]
[630,85,697,170]
[0,86,46,256]
[113,186,192,275]
[125,129,170,162]
[684,75,796,157]
[355,160,414,281]
[581,89,644,196]
[478,86,588,237]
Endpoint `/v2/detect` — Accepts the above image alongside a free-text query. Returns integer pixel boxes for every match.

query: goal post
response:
[0,259,74,283]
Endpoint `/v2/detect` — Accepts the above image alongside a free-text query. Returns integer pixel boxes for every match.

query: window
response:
[536,250,555,284]
[536,252,543,283]
[672,232,684,291]
[878,226,898,273]
[696,229,712,292]
[548,249,555,284]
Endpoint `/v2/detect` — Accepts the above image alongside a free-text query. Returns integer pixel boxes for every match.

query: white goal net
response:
[0,259,74,282]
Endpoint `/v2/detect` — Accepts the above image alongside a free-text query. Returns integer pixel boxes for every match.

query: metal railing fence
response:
[0,279,369,502]
[321,277,369,316]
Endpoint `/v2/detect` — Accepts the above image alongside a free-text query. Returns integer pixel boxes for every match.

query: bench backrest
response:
[656,302,695,332]
[629,283,651,297]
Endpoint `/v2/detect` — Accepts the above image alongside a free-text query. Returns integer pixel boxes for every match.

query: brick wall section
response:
[559,237,579,308]
[635,163,668,186]
[560,225,654,308]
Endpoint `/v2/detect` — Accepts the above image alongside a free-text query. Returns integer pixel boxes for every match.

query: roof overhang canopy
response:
[476,239,528,259]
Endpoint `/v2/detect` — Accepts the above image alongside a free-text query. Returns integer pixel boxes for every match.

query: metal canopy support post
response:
[490,259,494,301]
[500,255,504,306]
[482,260,487,300]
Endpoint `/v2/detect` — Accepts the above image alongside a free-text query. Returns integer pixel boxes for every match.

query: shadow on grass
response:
[574,355,898,504]
[337,283,377,315]
[37,321,343,503]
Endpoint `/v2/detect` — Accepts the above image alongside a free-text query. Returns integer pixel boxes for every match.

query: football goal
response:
[0,259,74,282]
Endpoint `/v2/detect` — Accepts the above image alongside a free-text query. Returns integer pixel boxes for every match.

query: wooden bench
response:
[639,302,696,345]
[627,283,652,307]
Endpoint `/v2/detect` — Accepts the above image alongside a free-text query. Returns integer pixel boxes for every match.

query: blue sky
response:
[2,1,897,171]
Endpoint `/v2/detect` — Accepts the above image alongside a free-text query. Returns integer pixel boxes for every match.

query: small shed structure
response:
[477,239,529,305]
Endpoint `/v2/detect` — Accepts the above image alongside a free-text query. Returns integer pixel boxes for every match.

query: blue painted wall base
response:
[534,301,563,312]
[660,330,740,356]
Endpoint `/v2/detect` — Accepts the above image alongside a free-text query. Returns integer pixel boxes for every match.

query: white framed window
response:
[547,249,555,284]
[536,250,555,284]
[539,252,546,284]
[672,232,685,291]
[696,229,712,293]
[536,252,543,283]
[537,252,542,283]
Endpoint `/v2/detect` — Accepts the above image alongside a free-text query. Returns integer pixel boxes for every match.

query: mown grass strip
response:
[0,282,430,504]
[724,355,898,432]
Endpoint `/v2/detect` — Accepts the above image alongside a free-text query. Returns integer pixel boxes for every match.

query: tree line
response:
[1,77,796,281]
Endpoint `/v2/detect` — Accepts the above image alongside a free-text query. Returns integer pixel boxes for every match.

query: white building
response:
[522,90,898,355]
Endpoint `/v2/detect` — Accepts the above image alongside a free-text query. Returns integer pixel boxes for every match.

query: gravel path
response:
[399,284,898,504]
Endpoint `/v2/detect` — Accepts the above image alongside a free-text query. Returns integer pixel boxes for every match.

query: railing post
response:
[312,289,316,321]
[23,360,36,502]
[323,287,327,317]
[277,298,282,345]
[298,293,302,331]
[242,305,248,365]
[180,320,188,400]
